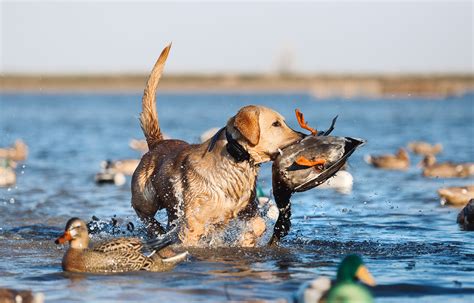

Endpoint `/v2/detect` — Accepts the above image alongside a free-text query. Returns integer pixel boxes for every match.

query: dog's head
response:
[227,105,303,164]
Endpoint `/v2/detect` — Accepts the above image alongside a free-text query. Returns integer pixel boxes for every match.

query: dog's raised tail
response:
[140,43,172,149]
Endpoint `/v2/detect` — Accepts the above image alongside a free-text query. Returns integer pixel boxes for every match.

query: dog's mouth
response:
[269,146,291,161]
[269,131,306,161]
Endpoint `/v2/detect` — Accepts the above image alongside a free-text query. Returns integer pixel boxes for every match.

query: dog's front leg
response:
[180,207,208,246]
[237,199,267,247]
[240,216,267,247]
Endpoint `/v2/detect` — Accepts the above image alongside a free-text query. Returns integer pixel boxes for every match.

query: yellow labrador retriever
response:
[132,44,302,246]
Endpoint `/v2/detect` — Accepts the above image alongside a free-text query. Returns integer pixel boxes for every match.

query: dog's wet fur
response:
[131,45,302,247]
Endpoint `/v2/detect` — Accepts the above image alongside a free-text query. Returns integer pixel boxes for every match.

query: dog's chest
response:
[215,163,258,217]
[180,154,259,223]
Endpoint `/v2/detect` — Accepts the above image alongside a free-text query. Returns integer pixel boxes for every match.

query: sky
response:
[1,0,473,75]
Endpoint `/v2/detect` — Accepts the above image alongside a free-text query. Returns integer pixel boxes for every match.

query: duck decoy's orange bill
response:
[295,156,326,167]
[295,109,318,135]
[356,265,376,287]
[55,231,73,244]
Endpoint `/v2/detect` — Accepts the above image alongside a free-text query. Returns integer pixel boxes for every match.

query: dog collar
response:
[206,127,251,162]
[225,129,251,162]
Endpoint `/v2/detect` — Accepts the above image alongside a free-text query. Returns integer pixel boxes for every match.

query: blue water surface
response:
[0,92,473,302]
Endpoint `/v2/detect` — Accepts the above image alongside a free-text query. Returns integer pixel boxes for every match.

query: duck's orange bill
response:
[295,156,326,167]
[295,109,318,135]
[356,265,376,287]
[55,231,73,244]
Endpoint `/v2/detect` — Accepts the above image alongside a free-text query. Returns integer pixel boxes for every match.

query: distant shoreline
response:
[1,74,473,98]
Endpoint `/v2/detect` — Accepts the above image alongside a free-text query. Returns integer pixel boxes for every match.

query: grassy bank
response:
[1,74,473,98]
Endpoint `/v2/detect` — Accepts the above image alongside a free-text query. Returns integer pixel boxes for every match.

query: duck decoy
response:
[296,254,376,303]
[437,185,474,206]
[407,141,443,156]
[95,169,126,186]
[270,109,365,244]
[457,199,474,231]
[0,139,28,162]
[365,148,410,170]
[94,159,139,185]
[420,155,474,178]
[0,288,44,303]
[317,170,354,194]
[130,134,170,154]
[0,159,16,187]
[55,218,188,273]
[129,138,149,153]
[103,159,139,176]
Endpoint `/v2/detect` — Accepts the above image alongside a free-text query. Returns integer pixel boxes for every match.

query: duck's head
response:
[419,154,436,167]
[396,148,409,161]
[55,218,89,249]
[336,254,376,286]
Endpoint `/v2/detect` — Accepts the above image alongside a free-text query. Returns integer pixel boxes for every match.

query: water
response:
[1,92,473,302]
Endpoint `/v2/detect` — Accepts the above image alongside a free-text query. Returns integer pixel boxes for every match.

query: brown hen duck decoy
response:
[420,155,474,178]
[437,185,474,206]
[0,159,16,187]
[55,218,188,273]
[0,139,28,162]
[407,141,443,156]
[365,148,410,170]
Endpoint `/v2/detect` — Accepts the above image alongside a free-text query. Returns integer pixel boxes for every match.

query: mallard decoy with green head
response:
[296,254,376,303]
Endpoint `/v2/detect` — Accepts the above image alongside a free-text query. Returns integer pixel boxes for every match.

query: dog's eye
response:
[272,121,281,127]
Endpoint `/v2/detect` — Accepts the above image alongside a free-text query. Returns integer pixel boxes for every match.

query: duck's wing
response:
[96,250,153,272]
[93,238,144,253]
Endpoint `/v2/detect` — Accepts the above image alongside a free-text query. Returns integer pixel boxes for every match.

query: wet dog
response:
[131,44,302,246]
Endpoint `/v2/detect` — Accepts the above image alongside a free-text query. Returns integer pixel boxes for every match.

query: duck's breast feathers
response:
[327,283,373,303]
[93,238,144,253]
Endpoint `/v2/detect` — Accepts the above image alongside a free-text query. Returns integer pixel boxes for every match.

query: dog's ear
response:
[234,106,260,146]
